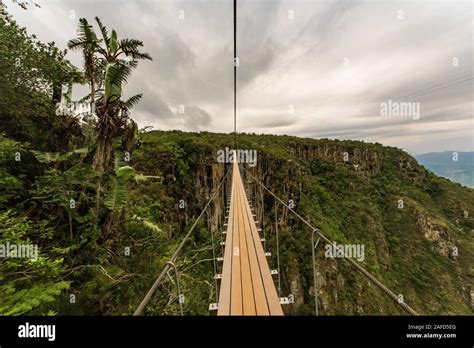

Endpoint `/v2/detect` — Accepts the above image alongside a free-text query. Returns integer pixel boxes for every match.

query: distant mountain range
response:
[415,151,474,188]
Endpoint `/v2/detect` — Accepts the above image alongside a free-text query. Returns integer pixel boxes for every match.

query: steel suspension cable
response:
[134,167,232,316]
[233,0,237,148]
[275,202,281,297]
[209,207,219,302]
[243,167,419,316]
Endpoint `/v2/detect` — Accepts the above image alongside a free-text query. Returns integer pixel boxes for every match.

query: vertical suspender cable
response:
[233,0,237,148]
[275,202,281,297]
[209,207,219,302]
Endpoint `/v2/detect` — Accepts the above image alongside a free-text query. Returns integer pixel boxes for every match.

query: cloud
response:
[7,0,473,154]
[178,105,212,131]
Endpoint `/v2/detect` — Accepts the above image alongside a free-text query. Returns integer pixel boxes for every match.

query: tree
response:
[68,16,152,174]
[0,8,83,151]
[67,17,152,237]
[68,18,102,126]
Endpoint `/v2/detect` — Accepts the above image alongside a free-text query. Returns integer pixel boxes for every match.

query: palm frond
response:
[108,63,132,87]
[119,39,152,61]
[68,18,97,51]
[32,148,89,163]
[119,38,144,50]
[123,94,142,110]
[95,16,109,45]
[80,18,97,41]
[131,51,152,61]
[67,38,87,51]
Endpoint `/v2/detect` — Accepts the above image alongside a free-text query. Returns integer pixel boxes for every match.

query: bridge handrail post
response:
[311,229,321,316]
[166,261,184,316]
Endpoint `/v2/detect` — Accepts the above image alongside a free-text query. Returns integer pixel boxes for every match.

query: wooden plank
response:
[240,172,283,315]
[237,175,269,315]
[230,163,243,315]
[236,164,283,315]
[236,174,256,315]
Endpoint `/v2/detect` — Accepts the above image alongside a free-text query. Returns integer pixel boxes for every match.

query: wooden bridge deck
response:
[217,161,283,315]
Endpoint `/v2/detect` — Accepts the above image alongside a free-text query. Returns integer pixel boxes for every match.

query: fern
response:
[0,281,70,315]
[133,173,161,183]
[32,147,89,163]
[132,215,162,234]
[31,150,60,163]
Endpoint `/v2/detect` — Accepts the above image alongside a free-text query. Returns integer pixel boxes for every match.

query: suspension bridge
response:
[132,0,420,317]
[133,159,419,316]
[216,161,283,315]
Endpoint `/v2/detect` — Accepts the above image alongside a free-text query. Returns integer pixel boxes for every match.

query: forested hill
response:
[1,9,473,316]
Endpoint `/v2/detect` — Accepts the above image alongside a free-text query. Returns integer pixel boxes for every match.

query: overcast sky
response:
[6,0,473,154]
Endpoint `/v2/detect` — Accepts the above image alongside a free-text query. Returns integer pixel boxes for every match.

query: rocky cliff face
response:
[415,210,457,259]
[290,143,383,176]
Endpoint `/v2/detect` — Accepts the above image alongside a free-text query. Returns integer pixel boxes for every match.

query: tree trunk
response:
[93,133,113,174]
[90,79,95,117]
[52,80,62,106]
[93,125,115,238]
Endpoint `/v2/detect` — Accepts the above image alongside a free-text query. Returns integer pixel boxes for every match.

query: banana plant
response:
[68,16,152,173]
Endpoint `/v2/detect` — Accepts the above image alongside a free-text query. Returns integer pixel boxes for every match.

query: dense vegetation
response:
[0,8,162,315]
[0,7,472,316]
